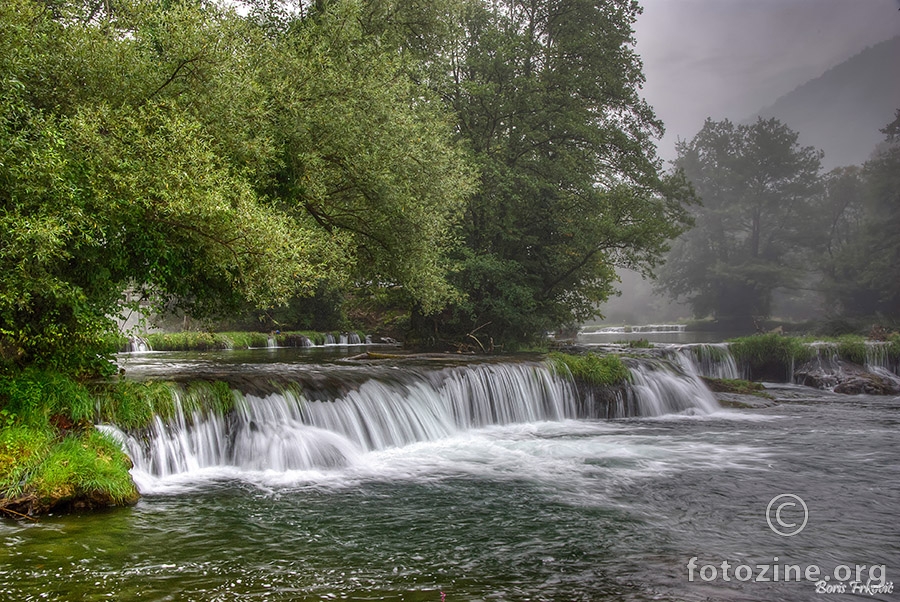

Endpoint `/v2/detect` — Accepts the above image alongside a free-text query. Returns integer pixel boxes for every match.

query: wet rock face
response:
[794,359,900,395]
[833,375,900,395]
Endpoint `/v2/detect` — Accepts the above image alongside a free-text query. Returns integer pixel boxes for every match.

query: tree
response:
[658,118,823,326]
[824,110,900,317]
[414,0,694,346]
[0,0,474,373]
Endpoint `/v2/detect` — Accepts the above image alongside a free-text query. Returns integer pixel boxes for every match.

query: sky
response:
[633,0,900,163]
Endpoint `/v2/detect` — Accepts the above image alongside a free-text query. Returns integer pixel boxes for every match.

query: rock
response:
[715,392,777,409]
[794,359,900,395]
[834,375,900,395]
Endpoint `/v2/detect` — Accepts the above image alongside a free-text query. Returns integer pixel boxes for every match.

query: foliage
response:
[834,335,868,366]
[0,0,474,375]
[145,332,222,352]
[408,0,694,345]
[0,425,52,498]
[0,424,136,510]
[616,339,653,349]
[93,380,175,431]
[823,110,900,318]
[549,352,630,387]
[27,430,137,507]
[658,118,823,326]
[0,368,94,426]
[729,334,812,365]
[93,377,237,431]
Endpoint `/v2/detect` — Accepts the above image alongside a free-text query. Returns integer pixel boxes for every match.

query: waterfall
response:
[674,344,739,379]
[866,342,899,375]
[125,336,151,353]
[106,359,721,480]
[624,356,721,416]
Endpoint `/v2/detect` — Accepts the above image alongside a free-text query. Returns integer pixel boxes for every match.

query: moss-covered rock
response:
[0,427,138,517]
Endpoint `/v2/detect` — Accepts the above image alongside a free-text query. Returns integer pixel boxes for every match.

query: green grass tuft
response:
[93,380,175,430]
[0,425,53,498]
[701,377,773,398]
[28,429,137,506]
[0,368,94,426]
[834,335,868,365]
[548,352,630,386]
[728,334,811,364]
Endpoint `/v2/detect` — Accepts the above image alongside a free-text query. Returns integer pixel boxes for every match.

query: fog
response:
[634,0,900,163]
[595,0,900,327]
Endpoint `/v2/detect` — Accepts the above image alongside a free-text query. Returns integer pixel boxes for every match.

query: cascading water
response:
[125,336,151,352]
[624,355,721,416]
[866,341,899,375]
[673,343,739,379]
[106,359,721,483]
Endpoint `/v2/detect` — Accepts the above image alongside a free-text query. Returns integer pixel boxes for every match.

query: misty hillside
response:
[754,35,900,170]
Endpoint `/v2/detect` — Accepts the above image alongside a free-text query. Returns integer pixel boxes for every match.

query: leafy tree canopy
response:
[0,0,473,373]
[412,0,695,346]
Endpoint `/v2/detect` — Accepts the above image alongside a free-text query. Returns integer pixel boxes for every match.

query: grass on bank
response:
[548,352,631,386]
[139,330,368,351]
[0,367,240,515]
[729,333,900,364]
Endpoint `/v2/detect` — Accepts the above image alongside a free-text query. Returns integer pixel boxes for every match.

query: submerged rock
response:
[714,392,777,409]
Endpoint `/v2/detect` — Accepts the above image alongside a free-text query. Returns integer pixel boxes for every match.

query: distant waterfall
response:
[107,359,722,480]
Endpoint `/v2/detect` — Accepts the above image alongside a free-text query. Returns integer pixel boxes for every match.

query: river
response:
[1,342,897,601]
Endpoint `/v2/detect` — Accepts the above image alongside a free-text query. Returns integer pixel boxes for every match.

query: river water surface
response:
[1,347,898,601]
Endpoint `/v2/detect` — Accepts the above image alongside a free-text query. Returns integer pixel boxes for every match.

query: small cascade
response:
[624,356,720,416]
[339,333,348,345]
[109,358,721,480]
[674,344,739,379]
[125,336,151,353]
[266,336,277,349]
[866,342,899,375]
[324,333,336,345]
[347,332,362,345]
